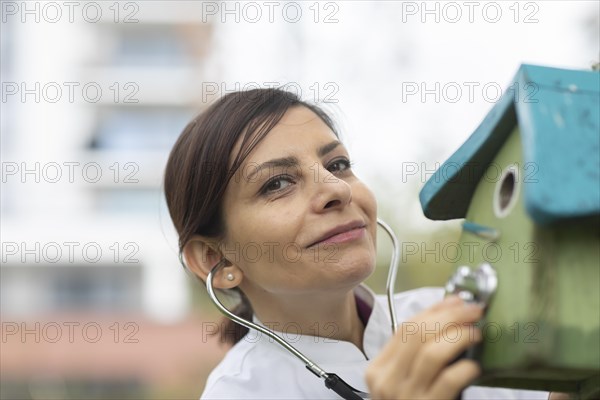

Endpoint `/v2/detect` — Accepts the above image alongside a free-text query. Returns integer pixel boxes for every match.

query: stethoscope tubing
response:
[379,218,400,334]
[206,218,402,400]
[206,258,329,379]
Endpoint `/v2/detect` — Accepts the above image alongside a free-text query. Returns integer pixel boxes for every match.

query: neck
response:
[246,287,366,352]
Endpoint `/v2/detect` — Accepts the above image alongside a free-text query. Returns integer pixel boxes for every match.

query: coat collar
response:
[251,284,394,364]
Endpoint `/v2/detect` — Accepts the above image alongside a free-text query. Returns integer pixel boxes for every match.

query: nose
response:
[310,165,352,213]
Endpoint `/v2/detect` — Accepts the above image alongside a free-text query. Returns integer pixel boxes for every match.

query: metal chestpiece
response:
[445,263,498,307]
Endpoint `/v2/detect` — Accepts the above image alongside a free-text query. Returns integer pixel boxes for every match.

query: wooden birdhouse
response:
[419,64,600,397]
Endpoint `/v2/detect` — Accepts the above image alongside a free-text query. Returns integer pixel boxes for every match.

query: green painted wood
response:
[451,127,600,393]
[542,222,600,369]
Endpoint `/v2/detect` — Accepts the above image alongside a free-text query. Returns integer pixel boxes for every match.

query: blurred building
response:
[1,3,225,399]
[3,1,597,399]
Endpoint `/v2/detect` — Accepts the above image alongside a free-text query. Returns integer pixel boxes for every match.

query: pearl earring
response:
[226,273,235,281]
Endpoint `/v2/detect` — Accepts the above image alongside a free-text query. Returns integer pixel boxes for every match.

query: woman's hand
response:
[548,392,573,400]
[365,296,484,400]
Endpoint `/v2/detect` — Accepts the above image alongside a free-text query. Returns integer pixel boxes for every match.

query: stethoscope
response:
[206,218,401,400]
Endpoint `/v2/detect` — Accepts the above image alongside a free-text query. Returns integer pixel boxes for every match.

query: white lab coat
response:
[201,285,549,399]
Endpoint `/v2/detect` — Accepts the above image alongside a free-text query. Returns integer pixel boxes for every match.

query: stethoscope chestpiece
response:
[445,262,498,307]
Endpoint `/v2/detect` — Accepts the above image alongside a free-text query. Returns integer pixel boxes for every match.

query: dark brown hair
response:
[163,88,338,345]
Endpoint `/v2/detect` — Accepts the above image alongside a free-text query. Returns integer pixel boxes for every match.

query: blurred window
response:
[90,106,193,150]
[94,188,165,214]
[53,265,142,312]
[111,26,195,66]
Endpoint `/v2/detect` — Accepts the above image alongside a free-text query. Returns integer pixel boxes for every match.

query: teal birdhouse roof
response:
[419,64,600,225]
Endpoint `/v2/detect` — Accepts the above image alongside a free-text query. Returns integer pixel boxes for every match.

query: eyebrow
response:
[318,140,341,157]
[245,140,342,182]
[246,156,298,182]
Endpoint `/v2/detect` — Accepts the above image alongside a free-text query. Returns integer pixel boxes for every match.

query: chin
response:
[331,248,376,286]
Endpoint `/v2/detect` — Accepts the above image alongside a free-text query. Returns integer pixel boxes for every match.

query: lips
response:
[307,220,366,248]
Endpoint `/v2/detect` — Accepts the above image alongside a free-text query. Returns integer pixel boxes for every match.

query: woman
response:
[163,88,552,399]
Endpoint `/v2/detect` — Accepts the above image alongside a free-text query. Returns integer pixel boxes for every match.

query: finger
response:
[371,298,483,379]
[365,323,468,397]
[409,323,482,389]
[549,392,573,400]
[368,357,481,400]
[386,297,478,353]
[366,345,423,400]
[427,295,464,312]
[428,359,482,400]
[366,357,408,400]
[420,301,484,332]
[367,334,416,391]
[367,299,484,400]
[395,302,484,366]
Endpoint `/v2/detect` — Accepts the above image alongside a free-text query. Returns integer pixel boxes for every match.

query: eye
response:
[261,175,294,195]
[327,158,353,174]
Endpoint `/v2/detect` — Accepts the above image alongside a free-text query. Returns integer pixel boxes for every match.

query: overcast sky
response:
[202,0,599,229]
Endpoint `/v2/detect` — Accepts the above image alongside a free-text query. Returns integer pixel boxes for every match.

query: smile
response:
[316,227,366,246]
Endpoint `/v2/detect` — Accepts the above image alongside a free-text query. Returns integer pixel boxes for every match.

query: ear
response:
[182,235,243,289]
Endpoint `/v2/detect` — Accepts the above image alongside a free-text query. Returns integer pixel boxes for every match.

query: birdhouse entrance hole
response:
[494,164,520,218]
[499,171,515,208]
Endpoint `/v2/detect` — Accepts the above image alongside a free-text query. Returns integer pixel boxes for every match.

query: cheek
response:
[223,204,303,266]
[353,181,378,219]
[260,211,305,262]
[353,181,378,244]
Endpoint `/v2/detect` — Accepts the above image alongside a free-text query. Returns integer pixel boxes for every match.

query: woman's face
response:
[220,106,377,297]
